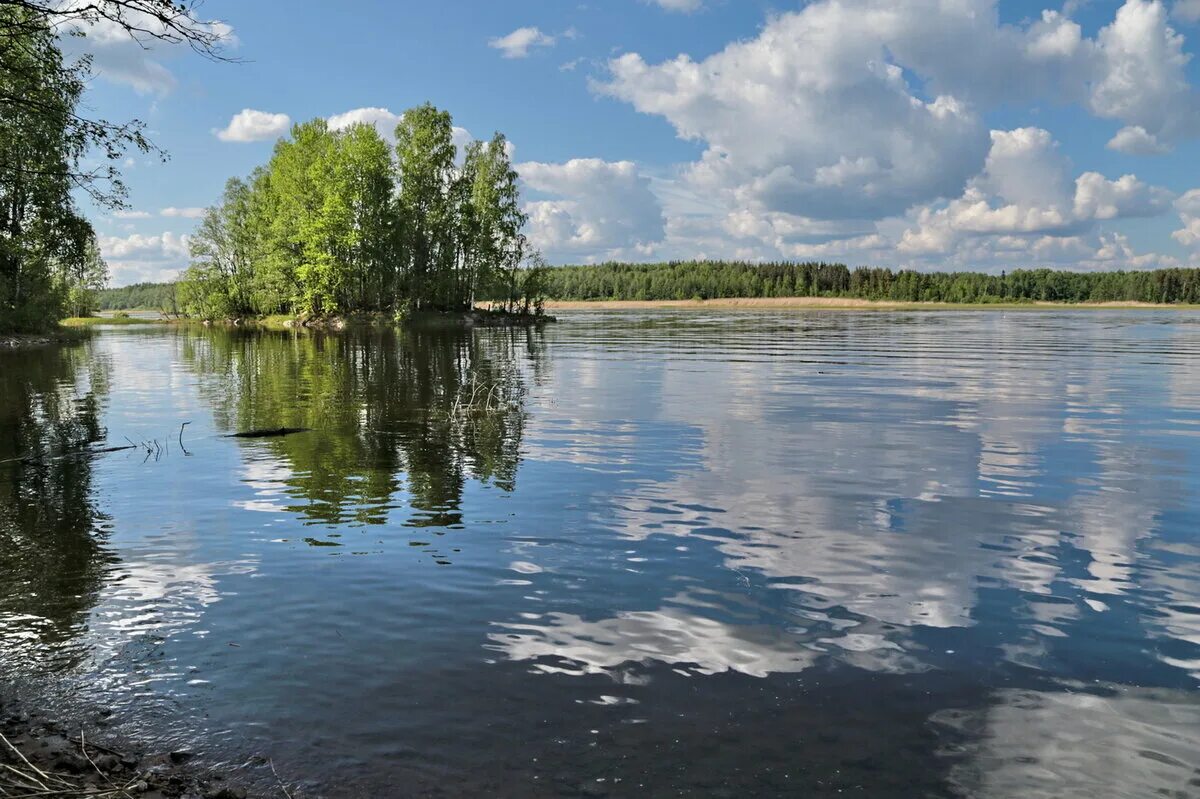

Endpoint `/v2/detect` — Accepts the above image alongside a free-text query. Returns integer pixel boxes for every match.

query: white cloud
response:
[327,107,473,154]
[160,207,206,219]
[1107,125,1172,154]
[489,27,556,59]
[518,159,666,261]
[596,0,1200,238]
[1089,0,1200,143]
[98,232,189,260]
[57,4,235,94]
[1171,189,1200,246]
[215,109,292,143]
[597,4,991,220]
[646,0,704,12]
[588,0,1200,271]
[97,232,190,286]
[635,122,1178,271]
[1073,172,1173,220]
[327,107,402,137]
[113,210,152,220]
[899,128,1172,255]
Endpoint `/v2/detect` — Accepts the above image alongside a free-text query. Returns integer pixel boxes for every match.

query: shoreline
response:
[0,329,90,349]
[0,697,272,799]
[543,297,1200,311]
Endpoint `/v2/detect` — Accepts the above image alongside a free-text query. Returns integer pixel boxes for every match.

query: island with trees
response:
[176,106,552,327]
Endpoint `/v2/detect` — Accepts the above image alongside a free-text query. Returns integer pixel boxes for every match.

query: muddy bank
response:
[0,700,284,799]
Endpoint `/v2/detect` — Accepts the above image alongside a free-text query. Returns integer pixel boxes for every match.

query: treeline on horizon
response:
[101,261,1200,310]
[175,105,544,322]
[96,281,177,311]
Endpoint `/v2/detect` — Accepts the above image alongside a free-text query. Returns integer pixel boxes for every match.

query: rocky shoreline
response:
[0,701,278,799]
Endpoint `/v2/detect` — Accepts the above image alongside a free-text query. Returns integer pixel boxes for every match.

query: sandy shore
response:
[543,297,1197,311]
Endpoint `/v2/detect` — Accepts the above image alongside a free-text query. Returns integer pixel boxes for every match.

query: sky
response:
[68,0,1200,286]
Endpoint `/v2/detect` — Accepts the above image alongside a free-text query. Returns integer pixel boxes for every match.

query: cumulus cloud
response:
[596,0,1199,241]
[899,127,1172,255]
[597,5,990,220]
[1088,0,1200,143]
[1171,189,1200,246]
[518,159,666,261]
[1073,172,1172,219]
[98,232,190,286]
[1107,125,1172,154]
[489,27,556,58]
[112,210,152,220]
[215,109,292,143]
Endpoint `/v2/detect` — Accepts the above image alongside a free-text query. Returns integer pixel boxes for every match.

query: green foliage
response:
[95,281,177,311]
[486,251,548,315]
[0,7,105,333]
[533,262,1200,305]
[58,238,108,319]
[395,104,458,309]
[460,134,527,311]
[175,106,537,321]
[186,177,259,316]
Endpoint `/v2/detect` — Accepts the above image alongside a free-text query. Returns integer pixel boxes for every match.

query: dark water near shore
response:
[2,310,1200,797]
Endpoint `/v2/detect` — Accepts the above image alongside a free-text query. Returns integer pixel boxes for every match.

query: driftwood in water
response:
[225,427,310,439]
[91,444,139,455]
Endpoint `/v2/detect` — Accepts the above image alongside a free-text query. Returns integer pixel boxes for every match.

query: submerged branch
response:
[224,427,309,439]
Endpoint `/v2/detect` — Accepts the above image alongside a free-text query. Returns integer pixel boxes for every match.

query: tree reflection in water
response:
[0,342,114,671]
[180,326,541,528]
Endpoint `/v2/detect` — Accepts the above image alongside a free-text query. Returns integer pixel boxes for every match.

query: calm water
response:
[2,311,1199,797]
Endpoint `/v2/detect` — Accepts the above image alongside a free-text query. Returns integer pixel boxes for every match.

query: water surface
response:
[1,310,1199,797]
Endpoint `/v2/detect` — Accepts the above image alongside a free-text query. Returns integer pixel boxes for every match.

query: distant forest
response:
[97,282,178,311]
[99,262,1200,310]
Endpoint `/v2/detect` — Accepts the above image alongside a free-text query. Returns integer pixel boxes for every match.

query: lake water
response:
[2,310,1199,797]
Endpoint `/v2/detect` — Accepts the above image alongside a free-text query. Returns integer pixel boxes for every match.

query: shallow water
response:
[1,310,1199,797]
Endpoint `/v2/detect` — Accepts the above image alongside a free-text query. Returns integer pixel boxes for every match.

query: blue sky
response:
[73,0,1200,285]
